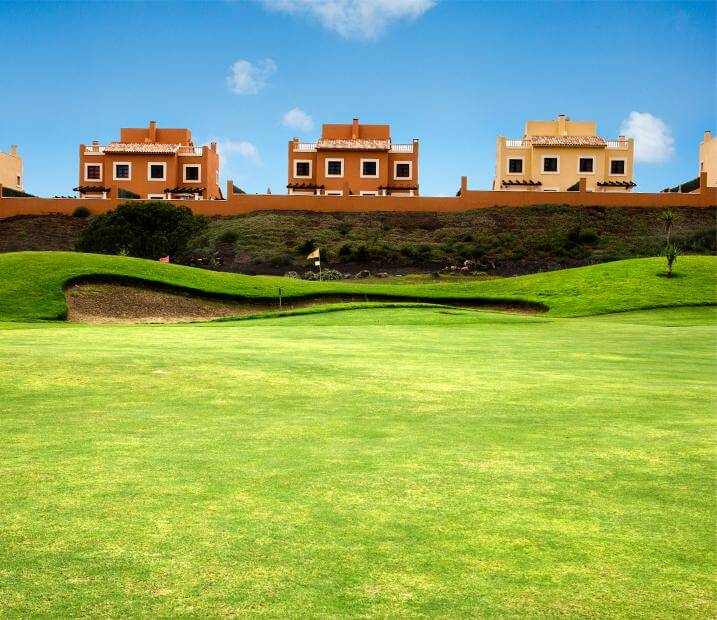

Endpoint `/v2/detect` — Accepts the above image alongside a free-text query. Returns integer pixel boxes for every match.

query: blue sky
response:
[1,0,714,196]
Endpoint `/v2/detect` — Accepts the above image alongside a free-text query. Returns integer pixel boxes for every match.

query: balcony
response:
[292,142,415,153]
[605,140,629,150]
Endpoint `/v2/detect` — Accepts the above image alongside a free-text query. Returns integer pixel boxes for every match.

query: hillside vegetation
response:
[0,251,714,322]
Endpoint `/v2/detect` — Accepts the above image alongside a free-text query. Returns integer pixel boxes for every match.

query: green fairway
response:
[0,304,715,617]
[0,251,715,321]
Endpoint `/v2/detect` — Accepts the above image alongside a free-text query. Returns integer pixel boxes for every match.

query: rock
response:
[343,273,353,279]
[375,272,389,278]
[356,270,371,278]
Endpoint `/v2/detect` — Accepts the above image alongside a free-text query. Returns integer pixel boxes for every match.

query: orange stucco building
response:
[77,121,221,200]
[287,118,419,196]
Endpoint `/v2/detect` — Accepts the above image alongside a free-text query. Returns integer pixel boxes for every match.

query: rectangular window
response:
[578,157,594,173]
[610,159,626,175]
[395,162,411,179]
[114,163,130,180]
[324,190,343,196]
[148,163,166,181]
[360,191,379,196]
[16,175,21,186]
[361,160,378,177]
[326,160,343,176]
[508,158,523,174]
[183,164,200,182]
[542,157,559,173]
[86,164,101,180]
[295,161,311,177]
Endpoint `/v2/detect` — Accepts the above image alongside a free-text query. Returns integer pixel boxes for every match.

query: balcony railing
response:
[505,139,528,148]
[605,140,629,149]
[292,142,414,153]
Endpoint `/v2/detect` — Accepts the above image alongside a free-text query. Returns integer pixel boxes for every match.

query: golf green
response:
[0,305,714,617]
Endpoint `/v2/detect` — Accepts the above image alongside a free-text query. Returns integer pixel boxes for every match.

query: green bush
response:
[75,201,206,261]
[218,230,238,244]
[320,269,344,281]
[296,239,316,255]
[283,271,300,279]
[72,206,91,218]
[269,253,293,267]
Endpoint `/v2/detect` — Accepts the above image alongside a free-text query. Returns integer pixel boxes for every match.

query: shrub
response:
[338,223,351,237]
[75,201,206,260]
[283,271,300,279]
[296,239,316,255]
[72,206,91,218]
[320,269,344,281]
[338,243,353,260]
[302,271,318,280]
[269,253,293,267]
[218,230,238,244]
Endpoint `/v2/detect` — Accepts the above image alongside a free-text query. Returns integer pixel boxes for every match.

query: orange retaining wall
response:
[1,175,714,218]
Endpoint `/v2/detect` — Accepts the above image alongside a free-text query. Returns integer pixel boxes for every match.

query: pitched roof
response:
[528,135,606,147]
[103,142,181,154]
[316,138,391,151]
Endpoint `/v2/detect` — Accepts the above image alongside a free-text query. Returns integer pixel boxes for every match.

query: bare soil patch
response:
[64,280,544,323]
[0,214,87,252]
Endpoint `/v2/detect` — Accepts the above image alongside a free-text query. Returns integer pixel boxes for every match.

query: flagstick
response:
[278,286,282,310]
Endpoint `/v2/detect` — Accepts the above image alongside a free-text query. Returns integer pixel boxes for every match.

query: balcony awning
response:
[597,181,637,187]
[165,186,205,194]
[501,179,542,186]
[74,185,110,193]
[287,183,325,190]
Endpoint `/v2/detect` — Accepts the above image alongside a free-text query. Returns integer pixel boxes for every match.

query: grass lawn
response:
[0,252,715,321]
[0,304,715,617]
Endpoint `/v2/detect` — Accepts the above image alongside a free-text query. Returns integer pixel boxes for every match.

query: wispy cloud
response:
[259,0,437,40]
[215,139,262,165]
[282,107,314,132]
[620,112,675,164]
[226,58,277,95]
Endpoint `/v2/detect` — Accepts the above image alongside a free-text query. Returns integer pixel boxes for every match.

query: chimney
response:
[9,145,18,157]
[210,142,217,152]
[558,114,567,136]
[149,120,157,142]
[705,130,712,142]
[351,118,359,140]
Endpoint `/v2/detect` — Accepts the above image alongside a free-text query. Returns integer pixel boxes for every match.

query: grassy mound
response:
[0,251,714,322]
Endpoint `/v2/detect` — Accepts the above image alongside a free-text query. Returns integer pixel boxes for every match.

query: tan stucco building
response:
[287,118,419,196]
[0,146,23,193]
[494,115,635,192]
[699,130,716,187]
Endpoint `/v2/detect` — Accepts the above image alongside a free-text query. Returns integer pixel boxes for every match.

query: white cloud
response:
[215,139,261,165]
[226,58,277,95]
[282,107,314,132]
[620,111,675,164]
[259,0,437,40]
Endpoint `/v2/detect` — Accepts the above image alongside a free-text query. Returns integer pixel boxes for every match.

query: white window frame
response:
[112,161,132,181]
[609,158,627,176]
[577,156,595,175]
[147,162,167,182]
[147,193,166,200]
[359,191,379,196]
[84,162,103,182]
[391,191,414,197]
[325,158,344,178]
[294,159,312,179]
[288,189,313,195]
[324,190,343,196]
[506,157,524,175]
[542,187,560,192]
[182,163,201,183]
[360,159,379,178]
[541,156,560,174]
[393,160,413,180]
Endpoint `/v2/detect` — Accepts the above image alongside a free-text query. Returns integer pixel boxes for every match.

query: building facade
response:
[493,115,635,192]
[0,146,23,193]
[287,118,419,196]
[699,130,716,187]
[77,121,221,200]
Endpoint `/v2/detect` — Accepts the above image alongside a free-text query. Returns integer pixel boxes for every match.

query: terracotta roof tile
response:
[104,142,182,154]
[317,138,391,150]
[528,135,606,147]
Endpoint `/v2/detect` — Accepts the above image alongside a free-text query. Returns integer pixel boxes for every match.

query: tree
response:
[665,243,679,278]
[75,201,206,260]
[658,209,677,245]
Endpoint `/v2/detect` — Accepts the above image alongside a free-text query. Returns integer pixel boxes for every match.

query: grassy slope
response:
[0,251,715,321]
[0,307,714,617]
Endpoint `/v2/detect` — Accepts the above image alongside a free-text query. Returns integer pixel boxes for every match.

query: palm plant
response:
[665,243,679,278]
[658,209,677,245]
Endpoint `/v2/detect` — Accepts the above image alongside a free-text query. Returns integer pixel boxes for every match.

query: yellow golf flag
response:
[306,248,320,260]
